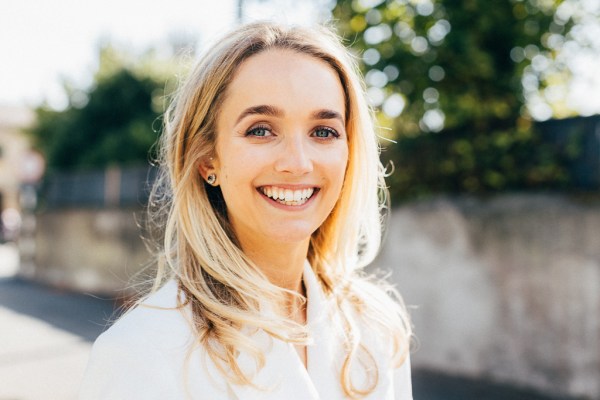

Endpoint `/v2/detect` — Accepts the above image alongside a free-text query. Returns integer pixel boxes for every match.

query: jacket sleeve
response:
[78,332,177,400]
[394,354,413,400]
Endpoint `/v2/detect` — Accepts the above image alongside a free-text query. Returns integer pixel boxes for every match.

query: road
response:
[0,244,577,400]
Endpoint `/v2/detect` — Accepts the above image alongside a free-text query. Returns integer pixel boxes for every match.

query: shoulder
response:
[392,354,413,400]
[352,306,413,400]
[342,278,413,399]
[344,277,408,347]
[97,280,195,350]
[79,281,202,399]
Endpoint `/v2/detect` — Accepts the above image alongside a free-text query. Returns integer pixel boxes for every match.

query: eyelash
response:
[245,124,272,137]
[244,124,340,139]
[312,126,340,139]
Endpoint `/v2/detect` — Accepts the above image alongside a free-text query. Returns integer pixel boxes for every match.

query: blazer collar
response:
[227,262,345,400]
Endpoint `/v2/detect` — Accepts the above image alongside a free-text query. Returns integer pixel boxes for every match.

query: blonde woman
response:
[80,22,412,399]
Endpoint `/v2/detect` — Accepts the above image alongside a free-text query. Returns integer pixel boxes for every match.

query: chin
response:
[264,225,316,244]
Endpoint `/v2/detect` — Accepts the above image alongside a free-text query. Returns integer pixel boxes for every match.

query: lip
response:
[256,185,320,210]
[258,184,319,190]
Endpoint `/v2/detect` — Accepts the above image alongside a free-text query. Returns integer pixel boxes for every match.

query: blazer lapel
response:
[304,262,347,399]
[227,262,345,400]
[227,328,320,400]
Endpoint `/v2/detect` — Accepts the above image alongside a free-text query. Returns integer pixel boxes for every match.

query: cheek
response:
[316,145,348,199]
[327,146,349,182]
[216,143,255,184]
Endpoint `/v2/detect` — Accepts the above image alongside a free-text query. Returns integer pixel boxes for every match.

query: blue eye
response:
[246,125,271,137]
[313,127,339,138]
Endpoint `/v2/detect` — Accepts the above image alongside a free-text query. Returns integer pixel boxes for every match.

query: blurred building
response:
[0,105,34,211]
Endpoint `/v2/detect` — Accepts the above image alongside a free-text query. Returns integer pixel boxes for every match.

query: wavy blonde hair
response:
[149,22,411,398]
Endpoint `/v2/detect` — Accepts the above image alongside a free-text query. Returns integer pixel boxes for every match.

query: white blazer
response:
[80,264,412,399]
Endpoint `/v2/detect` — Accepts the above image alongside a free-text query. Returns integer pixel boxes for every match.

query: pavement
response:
[0,243,580,400]
[0,243,116,400]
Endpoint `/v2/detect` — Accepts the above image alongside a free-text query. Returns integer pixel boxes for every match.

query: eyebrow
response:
[235,105,283,125]
[235,105,345,125]
[311,109,344,125]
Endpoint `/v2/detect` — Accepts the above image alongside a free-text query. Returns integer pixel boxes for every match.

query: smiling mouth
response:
[258,185,318,206]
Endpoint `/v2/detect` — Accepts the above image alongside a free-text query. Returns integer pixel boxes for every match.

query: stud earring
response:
[207,173,217,185]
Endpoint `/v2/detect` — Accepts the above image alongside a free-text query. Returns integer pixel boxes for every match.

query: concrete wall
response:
[27,208,152,294]
[28,194,600,398]
[377,194,599,399]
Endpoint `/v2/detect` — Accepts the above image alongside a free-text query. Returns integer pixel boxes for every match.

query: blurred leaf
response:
[332,0,582,201]
[26,45,179,171]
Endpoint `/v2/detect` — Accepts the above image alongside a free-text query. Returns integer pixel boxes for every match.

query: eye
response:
[312,126,340,139]
[245,124,273,137]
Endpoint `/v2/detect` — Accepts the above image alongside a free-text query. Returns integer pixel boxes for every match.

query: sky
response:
[1,0,599,119]
[0,0,324,110]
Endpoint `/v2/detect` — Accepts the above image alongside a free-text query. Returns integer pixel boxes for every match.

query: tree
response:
[27,45,178,171]
[332,0,585,200]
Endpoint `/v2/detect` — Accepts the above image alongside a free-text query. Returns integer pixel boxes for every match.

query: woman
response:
[80,22,412,399]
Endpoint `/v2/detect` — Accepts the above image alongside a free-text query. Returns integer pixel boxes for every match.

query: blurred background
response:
[1,0,599,399]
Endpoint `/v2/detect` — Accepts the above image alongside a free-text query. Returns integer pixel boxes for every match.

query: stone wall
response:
[377,194,600,399]
[27,208,152,295]
[28,194,600,398]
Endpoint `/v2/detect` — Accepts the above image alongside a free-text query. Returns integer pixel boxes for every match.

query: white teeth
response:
[260,186,316,205]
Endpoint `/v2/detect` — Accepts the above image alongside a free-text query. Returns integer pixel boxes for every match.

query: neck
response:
[238,236,309,294]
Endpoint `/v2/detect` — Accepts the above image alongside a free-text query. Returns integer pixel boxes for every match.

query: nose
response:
[274,133,313,175]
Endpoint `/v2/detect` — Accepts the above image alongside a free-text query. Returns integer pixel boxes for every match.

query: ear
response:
[198,156,218,181]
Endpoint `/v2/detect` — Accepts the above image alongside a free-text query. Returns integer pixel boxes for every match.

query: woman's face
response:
[211,49,348,249]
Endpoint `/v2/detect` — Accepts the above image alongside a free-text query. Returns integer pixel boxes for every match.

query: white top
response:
[79,264,412,399]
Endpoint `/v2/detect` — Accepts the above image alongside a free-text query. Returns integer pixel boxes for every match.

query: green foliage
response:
[332,0,577,201]
[27,46,172,171]
[386,122,571,199]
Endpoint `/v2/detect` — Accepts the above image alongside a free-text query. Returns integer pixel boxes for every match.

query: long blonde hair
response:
[149,22,411,397]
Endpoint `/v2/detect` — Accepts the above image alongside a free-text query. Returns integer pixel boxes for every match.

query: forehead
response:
[221,49,346,121]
